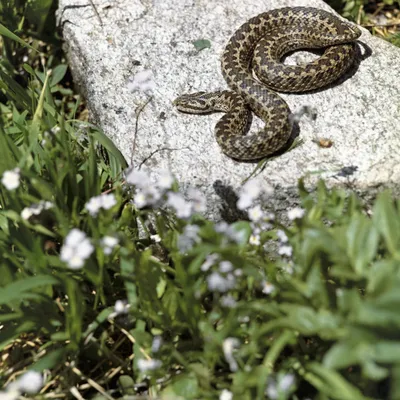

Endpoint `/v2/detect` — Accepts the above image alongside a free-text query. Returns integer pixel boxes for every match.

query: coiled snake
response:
[173,7,361,160]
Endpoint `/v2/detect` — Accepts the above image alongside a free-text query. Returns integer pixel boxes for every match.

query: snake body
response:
[174,7,361,160]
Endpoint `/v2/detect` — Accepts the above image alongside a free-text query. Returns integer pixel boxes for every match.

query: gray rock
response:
[57,0,400,221]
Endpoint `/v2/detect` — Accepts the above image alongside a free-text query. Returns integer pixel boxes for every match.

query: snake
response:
[173,7,361,160]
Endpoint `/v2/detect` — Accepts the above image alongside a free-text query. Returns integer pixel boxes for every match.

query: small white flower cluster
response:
[151,335,162,353]
[85,193,117,216]
[1,371,43,399]
[1,168,20,191]
[201,254,241,295]
[266,373,296,399]
[222,337,240,372]
[21,201,53,220]
[101,235,119,255]
[207,271,236,293]
[287,207,305,221]
[177,224,200,252]
[237,178,273,210]
[127,69,156,93]
[114,299,129,314]
[126,168,206,218]
[137,358,162,372]
[108,299,130,319]
[236,179,276,246]
[220,294,237,308]
[168,187,207,218]
[276,227,293,259]
[219,389,233,400]
[214,222,248,245]
[261,280,275,295]
[60,229,94,269]
[126,169,165,208]
[60,229,120,269]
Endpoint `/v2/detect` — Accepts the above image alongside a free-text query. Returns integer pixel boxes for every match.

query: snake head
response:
[173,92,215,114]
[332,19,362,42]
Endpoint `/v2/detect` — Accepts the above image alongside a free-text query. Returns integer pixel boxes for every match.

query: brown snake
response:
[173,7,361,160]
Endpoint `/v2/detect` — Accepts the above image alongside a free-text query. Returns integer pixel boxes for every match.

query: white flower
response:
[262,281,275,295]
[207,272,235,292]
[279,373,295,391]
[127,70,156,92]
[85,196,102,215]
[220,389,233,400]
[234,268,243,277]
[282,263,294,274]
[187,188,206,213]
[219,261,233,273]
[150,234,161,243]
[114,300,129,314]
[266,373,296,398]
[249,234,260,245]
[133,186,161,209]
[177,224,200,252]
[287,207,305,221]
[0,388,19,400]
[276,229,288,242]
[85,193,117,216]
[133,191,147,208]
[60,229,94,269]
[167,192,192,218]
[64,228,86,247]
[101,236,119,255]
[215,222,247,244]
[237,179,273,210]
[125,168,149,187]
[220,295,237,308]
[151,336,162,353]
[201,253,219,271]
[157,169,174,189]
[266,380,278,399]
[278,245,293,257]
[137,358,162,372]
[15,371,43,394]
[222,337,240,372]
[248,204,264,222]
[2,168,20,190]
[21,201,53,220]
[102,193,117,209]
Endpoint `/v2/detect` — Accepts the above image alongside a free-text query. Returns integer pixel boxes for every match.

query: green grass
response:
[1,1,400,399]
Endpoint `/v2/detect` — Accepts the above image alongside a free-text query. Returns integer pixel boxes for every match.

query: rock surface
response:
[57,0,400,220]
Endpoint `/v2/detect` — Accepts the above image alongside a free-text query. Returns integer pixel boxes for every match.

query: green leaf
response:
[25,0,53,32]
[30,348,66,371]
[373,191,400,255]
[91,128,128,172]
[324,341,367,370]
[305,362,366,400]
[163,372,199,399]
[0,275,59,305]
[192,39,211,51]
[345,214,378,275]
[49,64,68,87]
[0,23,36,51]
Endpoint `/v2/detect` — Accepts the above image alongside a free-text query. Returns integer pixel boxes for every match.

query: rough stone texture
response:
[57,0,400,221]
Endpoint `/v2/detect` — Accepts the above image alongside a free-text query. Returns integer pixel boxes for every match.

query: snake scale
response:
[173,7,361,160]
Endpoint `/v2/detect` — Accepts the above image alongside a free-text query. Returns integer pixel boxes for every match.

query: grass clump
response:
[1,1,400,399]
